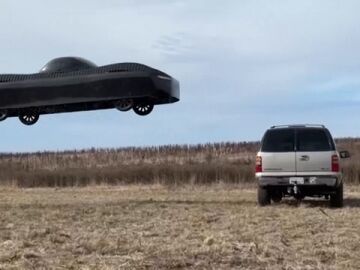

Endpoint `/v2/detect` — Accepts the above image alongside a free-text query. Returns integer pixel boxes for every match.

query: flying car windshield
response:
[40,57,97,73]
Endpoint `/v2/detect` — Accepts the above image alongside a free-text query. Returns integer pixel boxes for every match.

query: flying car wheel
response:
[115,99,133,112]
[0,109,8,121]
[133,103,154,116]
[19,112,40,126]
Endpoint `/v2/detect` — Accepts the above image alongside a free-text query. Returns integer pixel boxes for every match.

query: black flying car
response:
[0,57,180,125]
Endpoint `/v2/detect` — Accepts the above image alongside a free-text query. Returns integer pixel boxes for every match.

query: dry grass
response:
[1,138,360,187]
[0,142,257,187]
[0,185,359,269]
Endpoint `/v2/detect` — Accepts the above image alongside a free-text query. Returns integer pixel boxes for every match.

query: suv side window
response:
[261,129,295,152]
[296,129,334,151]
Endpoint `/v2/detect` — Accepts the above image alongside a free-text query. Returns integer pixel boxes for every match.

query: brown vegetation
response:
[0,138,359,187]
[0,185,359,269]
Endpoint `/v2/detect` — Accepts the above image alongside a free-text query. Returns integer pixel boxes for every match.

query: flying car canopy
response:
[40,57,98,73]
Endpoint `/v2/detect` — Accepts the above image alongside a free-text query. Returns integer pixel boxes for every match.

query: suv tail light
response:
[256,156,262,173]
[332,154,339,172]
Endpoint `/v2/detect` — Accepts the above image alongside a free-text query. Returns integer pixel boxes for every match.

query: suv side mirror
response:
[339,150,350,159]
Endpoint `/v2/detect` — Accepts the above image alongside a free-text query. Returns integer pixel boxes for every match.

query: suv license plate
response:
[289,177,304,184]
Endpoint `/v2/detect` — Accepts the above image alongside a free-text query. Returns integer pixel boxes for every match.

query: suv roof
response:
[270,124,326,129]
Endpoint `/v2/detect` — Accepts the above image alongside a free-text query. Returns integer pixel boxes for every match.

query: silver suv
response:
[255,124,350,207]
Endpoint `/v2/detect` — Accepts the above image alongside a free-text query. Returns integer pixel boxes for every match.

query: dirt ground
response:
[0,185,359,270]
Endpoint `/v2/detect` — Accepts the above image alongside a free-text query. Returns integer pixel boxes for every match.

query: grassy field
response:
[1,185,360,269]
[1,138,360,187]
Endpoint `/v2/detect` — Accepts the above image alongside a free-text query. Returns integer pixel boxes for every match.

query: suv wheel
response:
[258,186,271,206]
[330,182,343,208]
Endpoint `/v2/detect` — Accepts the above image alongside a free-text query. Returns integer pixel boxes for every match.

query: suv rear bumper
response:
[257,176,340,187]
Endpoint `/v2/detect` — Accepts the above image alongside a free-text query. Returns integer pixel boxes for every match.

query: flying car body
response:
[0,57,180,125]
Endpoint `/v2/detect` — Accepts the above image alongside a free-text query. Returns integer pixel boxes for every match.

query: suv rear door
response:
[260,128,296,174]
[295,128,336,175]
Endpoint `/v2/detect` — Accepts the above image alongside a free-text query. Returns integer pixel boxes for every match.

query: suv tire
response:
[330,182,343,208]
[258,186,271,206]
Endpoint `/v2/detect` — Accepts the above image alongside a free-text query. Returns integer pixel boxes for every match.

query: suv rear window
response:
[297,129,333,151]
[261,129,295,152]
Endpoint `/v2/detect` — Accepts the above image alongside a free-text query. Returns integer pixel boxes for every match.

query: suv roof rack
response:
[270,124,326,129]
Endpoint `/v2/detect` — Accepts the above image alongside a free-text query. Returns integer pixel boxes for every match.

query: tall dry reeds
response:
[0,139,359,187]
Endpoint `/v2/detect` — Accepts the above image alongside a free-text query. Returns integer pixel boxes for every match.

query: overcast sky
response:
[0,0,360,152]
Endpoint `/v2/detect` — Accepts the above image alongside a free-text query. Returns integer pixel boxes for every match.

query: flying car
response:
[0,57,180,125]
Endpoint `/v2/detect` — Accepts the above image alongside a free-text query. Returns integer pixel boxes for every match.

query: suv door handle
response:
[300,155,309,161]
